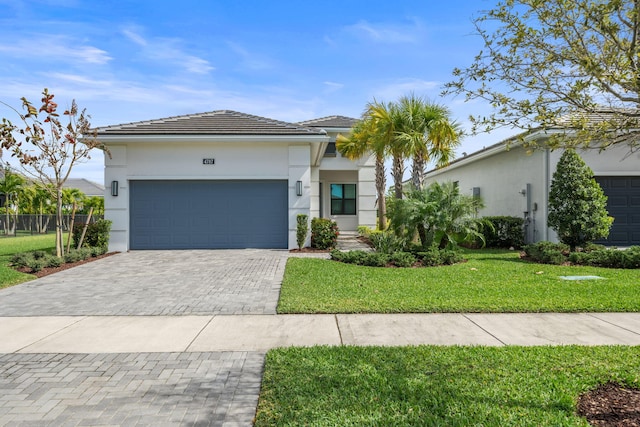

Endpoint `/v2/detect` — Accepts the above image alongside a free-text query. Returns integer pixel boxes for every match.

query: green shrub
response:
[331,250,389,267]
[440,249,464,265]
[63,248,92,263]
[11,252,35,268]
[481,216,524,248]
[361,252,390,267]
[548,149,613,250]
[311,218,339,250]
[29,258,47,272]
[568,252,588,265]
[45,256,63,268]
[357,226,373,237]
[369,231,405,254]
[389,251,416,267]
[296,214,309,250]
[573,247,640,269]
[90,246,108,257]
[583,242,607,252]
[72,219,112,249]
[331,250,366,264]
[414,247,463,266]
[416,248,442,267]
[523,241,569,265]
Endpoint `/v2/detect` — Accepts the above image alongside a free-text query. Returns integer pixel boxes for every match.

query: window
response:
[324,142,337,157]
[331,184,356,215]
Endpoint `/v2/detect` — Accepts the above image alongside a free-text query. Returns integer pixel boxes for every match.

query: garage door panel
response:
[130,180,288,249]
[595,176,640,246]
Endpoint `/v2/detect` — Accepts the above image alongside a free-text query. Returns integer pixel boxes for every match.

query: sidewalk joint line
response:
[185,315,216,352]
[15,316,88,353]
[461,314,507,346]
[334,315,344,345]
[586,313,640,336]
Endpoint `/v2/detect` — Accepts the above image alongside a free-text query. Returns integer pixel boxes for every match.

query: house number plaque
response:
[202,158,215,165]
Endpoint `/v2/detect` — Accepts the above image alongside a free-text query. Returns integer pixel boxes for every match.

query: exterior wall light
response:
[296,180,303,196]
[111,181,119,197]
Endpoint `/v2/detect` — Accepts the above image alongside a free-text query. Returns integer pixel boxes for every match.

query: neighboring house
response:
[423,131,640,246]
[97,110,375,251]
[63,178,105,197]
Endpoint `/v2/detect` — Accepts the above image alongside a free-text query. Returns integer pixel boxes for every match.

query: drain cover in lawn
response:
[559,275,605,281]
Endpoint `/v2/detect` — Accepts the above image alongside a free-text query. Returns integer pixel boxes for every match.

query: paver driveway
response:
[0,249,289,426]
[0,249,287,316]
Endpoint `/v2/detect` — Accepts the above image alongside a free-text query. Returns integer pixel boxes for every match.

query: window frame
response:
[330,183,357,216]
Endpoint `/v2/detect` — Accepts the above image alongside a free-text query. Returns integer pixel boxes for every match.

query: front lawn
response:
[0,234,56,289]
[255,345,640,426]
[278,249,640,313]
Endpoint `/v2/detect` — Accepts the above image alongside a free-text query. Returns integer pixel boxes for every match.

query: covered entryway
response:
[596,176,640,246]
[130,180,288,249]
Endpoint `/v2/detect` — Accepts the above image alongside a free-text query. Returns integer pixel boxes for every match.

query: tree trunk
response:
[375,155,387,230]
[411,154,426,192]
[55,188,63,257]
[392,155,404,199]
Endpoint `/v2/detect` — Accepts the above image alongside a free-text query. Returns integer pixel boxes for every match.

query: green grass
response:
[278,249,640,313]
[0,234,56,289]
[256,345,640,426]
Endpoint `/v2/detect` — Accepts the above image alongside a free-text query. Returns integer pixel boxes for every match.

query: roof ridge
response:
[95,110,327,136]
[299,115,358,127]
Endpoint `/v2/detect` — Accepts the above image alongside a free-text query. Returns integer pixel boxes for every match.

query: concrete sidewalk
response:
[2,312,640,354]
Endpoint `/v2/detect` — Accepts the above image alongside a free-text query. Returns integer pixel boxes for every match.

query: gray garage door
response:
[130,180,288,249]
[595,176,640,246]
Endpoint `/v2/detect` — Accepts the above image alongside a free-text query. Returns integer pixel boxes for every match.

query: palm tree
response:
[396,95,461,192]
[367,100,406,199]
[0,168,25,235]
[336,108,389,230]
[387,181,485,249]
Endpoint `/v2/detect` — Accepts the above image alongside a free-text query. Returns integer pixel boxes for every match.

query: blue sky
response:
[0,0,513,184]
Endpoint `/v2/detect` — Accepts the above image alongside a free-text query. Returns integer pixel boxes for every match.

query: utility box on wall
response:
[472,187,481,198]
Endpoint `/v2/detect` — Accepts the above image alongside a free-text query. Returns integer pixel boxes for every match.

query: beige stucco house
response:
[97,111,375,251]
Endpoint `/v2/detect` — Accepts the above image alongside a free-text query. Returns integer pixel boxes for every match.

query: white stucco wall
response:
[105,140,299,252]
[424,142,640,244]
[424,146,551,242]
[104,137,375,251]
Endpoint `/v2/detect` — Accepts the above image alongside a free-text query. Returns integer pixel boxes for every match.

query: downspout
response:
[543,148,551,241]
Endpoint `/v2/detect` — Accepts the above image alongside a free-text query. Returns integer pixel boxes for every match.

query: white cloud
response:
[0,35,112,64]
[226,41,273,71]
[120,28,215,75]
[323,81,344,92]
[345,19,424,44]
[122,28,147,47]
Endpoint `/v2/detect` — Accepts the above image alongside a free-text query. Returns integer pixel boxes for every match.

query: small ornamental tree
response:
[548,149,613,251]
[0,89,106,256]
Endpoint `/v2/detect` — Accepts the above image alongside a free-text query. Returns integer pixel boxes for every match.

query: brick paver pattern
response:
[0,352,264,427]
[0,250,286,316]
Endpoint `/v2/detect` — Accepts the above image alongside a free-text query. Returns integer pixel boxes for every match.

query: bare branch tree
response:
[0,88,107,256]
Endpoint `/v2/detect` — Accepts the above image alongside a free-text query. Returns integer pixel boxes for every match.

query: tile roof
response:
[298,115,358,128]
[64,178,105,197]
[96,110,326,136]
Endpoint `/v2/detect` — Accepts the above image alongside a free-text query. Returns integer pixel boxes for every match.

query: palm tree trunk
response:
[392,155,404,199]
[375,155,387,230]
[411,154,426,192]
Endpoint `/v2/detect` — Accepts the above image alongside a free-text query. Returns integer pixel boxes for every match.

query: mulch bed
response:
[577,382,640,426]
[289,247,330,253]
[14,252,118,278]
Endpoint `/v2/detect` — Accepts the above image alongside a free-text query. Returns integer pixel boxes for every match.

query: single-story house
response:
[63,178,105,198]
[423,130,640,246]
[97,110,376,252]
